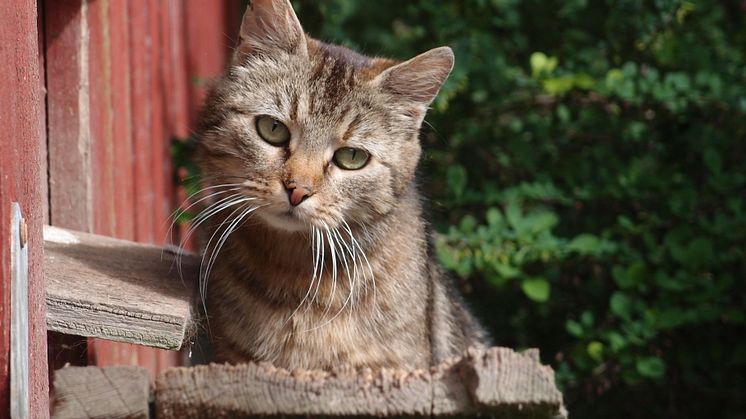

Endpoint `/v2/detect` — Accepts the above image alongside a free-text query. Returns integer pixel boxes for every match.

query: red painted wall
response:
[2,0,241,415]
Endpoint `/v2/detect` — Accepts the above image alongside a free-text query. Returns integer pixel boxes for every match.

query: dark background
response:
[292,1,746,417]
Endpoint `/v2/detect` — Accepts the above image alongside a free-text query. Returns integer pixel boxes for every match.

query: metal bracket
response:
[10,203,29,419]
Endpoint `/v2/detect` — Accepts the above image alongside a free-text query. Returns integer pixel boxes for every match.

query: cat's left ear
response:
[374,46,454,107]
[235,0,307,61]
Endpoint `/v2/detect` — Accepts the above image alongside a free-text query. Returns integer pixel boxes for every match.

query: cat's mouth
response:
[258,206,312,233]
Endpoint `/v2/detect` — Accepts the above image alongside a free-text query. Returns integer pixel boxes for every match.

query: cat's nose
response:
[285,182,313,206]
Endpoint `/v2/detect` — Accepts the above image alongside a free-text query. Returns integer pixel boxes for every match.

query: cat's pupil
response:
[271,120,278,131]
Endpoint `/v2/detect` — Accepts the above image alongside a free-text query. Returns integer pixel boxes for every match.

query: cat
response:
[193,0,489,370]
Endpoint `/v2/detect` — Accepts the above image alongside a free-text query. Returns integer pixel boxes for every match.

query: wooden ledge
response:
[156,347,566,418]
[43,225,197,350]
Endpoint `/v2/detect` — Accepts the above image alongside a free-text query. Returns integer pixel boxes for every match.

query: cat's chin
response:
[258,210,311,233]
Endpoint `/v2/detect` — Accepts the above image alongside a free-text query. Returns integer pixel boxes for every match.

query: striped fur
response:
[193,0,489,370]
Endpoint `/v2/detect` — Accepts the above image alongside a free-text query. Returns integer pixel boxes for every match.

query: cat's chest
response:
[247,306,406,367]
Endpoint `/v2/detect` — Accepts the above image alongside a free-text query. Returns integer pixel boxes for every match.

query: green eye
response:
[256,115,290,145]
[333,147,370,170]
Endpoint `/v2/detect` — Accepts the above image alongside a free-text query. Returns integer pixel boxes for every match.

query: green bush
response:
[294,1,746,417]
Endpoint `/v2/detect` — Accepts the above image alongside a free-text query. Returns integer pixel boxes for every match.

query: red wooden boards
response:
[0,0,240,416]
[43,0,242,381]
[0,1,50,417]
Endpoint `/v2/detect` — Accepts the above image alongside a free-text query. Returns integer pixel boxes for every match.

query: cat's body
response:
[195,0,489,370]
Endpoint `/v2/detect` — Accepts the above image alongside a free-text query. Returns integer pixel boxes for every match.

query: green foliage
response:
[295,1,746,417]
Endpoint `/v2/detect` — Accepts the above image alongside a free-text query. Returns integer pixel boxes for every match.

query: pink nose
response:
[286,185,313,206]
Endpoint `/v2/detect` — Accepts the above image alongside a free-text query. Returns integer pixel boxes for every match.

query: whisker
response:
[197,203,253,314]
[342,219,377,310]
[305,228,357,331]
[163,184,243,257]
[202,204,264,303]
[308,226,326,312]
[281,226,320,329]
[319,225,339,322]
[176,195,253,279]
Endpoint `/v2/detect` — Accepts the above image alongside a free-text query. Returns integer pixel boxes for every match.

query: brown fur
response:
[194,0,489,370]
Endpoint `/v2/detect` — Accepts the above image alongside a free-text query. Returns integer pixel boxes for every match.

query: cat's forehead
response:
[230,42,396,127]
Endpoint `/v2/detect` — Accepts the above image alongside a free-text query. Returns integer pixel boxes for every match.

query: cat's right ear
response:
[235,0,307,62]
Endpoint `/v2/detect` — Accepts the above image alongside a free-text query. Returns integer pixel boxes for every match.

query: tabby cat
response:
[194,0,489,370]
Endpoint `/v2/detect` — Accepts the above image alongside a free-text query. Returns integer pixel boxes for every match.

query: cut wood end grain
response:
[43,225,197,350]
[156,346,566,418]
[52,366,151,419]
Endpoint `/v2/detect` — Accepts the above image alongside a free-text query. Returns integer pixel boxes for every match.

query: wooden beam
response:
[43,225,196,350]
[52,366,151,419]
[155,347,567,418]
[0,1,51,415]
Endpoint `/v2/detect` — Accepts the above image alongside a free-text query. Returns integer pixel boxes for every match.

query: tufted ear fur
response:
[374,46,454,107]
[235,0,307,61]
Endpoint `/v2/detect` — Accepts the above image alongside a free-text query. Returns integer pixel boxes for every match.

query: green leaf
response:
[610,291,632,319]
[526,211,558,234]
[587,341,604,362]
[565,320,584,337]
[174,209,195,224]
[581,311,594,327]
[486,207,504,227]
[530,52,557,77]
[493,262,521,279]
[542,76,575,95]
[568,234,600,254]
[522,277,551,302]
[636,356,666,379]
[606,332,627,352]
[459,215,477,234]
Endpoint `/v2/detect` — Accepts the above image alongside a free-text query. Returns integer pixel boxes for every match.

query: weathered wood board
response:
[156,347,567,418]
[52,366,151,419]
[43,225,197,350]
[0,1,51,415]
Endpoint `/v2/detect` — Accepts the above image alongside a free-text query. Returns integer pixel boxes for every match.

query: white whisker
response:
[342,219,377,309]
[177,195,253,279]
[198,203,254,314]
[308,226,325,312]
[202,204,264,301]
[281,226,321,329]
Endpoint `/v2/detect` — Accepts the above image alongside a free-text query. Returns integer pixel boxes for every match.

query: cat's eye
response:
[333,147,370,170]
[256,115,290,146]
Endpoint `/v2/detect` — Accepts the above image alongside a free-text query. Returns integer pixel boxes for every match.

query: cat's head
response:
[197,0,453,233]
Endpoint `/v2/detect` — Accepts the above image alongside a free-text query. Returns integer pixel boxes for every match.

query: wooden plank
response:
[129,0,156,246]
[184,0,231,124]
[161,0,190,139]
[51,366,150,419]
[155,347,566,418]
[45,0,94,233]
[87,0,123,369]
[0,1,50,416]
[152,0,185,373]
[43,225,196,350]
[109,0,135,244]
[128,0,167,375]
[44,0,92,371]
